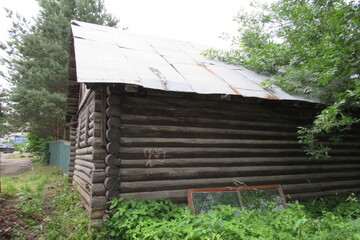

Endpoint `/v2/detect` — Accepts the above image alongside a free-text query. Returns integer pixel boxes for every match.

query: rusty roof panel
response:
[71,20,318,103]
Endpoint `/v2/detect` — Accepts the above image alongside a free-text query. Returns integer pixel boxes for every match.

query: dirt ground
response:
[0,153,32,177]
[0,196,25,239]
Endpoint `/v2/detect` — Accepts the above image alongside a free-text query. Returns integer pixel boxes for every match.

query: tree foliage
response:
[1,0,119,138]
[203,0,360,159]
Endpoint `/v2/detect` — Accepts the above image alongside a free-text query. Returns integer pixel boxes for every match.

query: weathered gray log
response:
[76,154,93,161]
[75,164,93,176]
[119,171,360,193]
[120,114,301,133]
[118,164,360,182]
[92,149,107,160]
[105,177,119,190]
[76,146,93,155]
[92,170,106,183]
[89,121,101,130]
[106,142,120,154]
[105,154,120,166]
[106,128,121,143]
[106,190,120,199]
[74,170,92,185]
[75,159,106,169]
[89,112,101,123]
[107,95,121,106]
[119,189,186,203]
[120,124,297,137]
[89,99,102,113]
[88,136,102,148]
[73,177,91,206]
[119,137,300,148]
[119,147,305,159]
[107,117,121,128]
[92,183,106,196]
[88,128,101,137]
[106,105,121,118]
[105,166,119,177]
[73,175,91,192]
[91,210,105,219]
[91,196,108,208]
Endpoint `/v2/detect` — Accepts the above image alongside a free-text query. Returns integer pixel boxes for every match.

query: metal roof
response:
[71,20,317,102]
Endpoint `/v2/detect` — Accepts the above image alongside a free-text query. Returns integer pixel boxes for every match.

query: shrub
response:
[102,194,360,240]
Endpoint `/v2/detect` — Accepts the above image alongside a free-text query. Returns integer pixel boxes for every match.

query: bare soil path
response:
[0,153,32,177]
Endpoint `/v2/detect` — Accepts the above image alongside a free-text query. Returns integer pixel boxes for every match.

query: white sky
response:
[0,0,271,89]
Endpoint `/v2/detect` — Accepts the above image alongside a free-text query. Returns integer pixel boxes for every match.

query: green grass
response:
[0,159,98,239]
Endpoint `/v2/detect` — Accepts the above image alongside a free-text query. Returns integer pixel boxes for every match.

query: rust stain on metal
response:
[196,62,241,95]
[266,93,278,99]
[149,67,168,90]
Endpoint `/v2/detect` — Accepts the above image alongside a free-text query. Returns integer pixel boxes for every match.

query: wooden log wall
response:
[72,90,108,226]
[68,125,77,181]
[105,88,360,203]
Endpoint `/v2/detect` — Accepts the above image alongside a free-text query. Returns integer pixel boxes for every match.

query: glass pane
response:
[191,191,240,214]
[240,188,284,211]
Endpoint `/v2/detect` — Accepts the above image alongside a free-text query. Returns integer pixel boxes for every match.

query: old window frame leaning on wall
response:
[187,184,287,214]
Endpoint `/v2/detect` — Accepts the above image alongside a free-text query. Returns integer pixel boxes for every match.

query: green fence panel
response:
[49,141,70,174]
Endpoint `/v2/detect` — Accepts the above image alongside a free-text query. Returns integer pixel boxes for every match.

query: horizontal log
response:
[121,124,297,138]
[92,170,106,183]
[120,136,356,149]
[118,164,360,181]
[75,159,106,169]
[75,163,93,175]
[105,154,120,166]
[120,137,301,148]
[91,210,105,219]
[106,190,120,199]
[121,95,314,123]
[91,196,108,208]
[106,128,121,143]
[89,121,101,130]
[119,156,360,168]
[120,114,298,132]
[89,112,101,123]
[89,99,102,113]
[107,117,121,128]
[107,95,122,106]
[92,183,106,196]
[107,142,120,154]
[73,175,91,193]
[73,180,91,208]
[119,171,360,193]
[105,177,119,190]
[119,147,306,159]
[107,105,121,118]
[88,137,102,148]
[74,170,92,186]
[89,128,101,137]
[120,125,298,141]
[106,166,119,177]
[119,189,187,203]
[76,146,93,155]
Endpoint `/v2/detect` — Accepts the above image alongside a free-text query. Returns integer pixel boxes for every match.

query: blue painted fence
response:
[49,141,70,174]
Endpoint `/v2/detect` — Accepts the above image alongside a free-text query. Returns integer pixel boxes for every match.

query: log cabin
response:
[66,20,360,225]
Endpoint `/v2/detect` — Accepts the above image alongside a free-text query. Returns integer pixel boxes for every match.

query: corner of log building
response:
[68,83,360,228]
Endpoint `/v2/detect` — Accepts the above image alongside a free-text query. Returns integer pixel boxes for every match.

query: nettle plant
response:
[101,195,360,240]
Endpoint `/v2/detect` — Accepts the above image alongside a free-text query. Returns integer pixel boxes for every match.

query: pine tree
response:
[1,0,119,138]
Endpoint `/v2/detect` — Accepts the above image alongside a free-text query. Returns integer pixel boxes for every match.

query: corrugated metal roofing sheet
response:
[71,20,317,102]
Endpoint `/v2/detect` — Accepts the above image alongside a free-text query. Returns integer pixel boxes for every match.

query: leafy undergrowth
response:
[102,195,360,240]
[0,160,97,239]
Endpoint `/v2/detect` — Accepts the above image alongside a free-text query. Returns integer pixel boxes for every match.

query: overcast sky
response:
[0,0,271,89]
